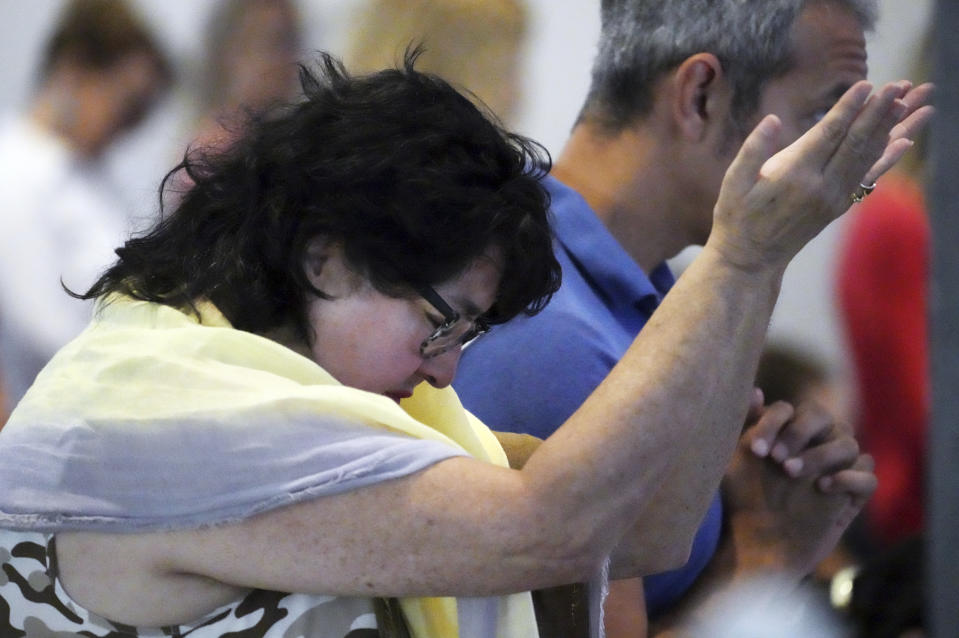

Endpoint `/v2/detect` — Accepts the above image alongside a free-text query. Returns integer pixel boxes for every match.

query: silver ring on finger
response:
[850,181,878,204]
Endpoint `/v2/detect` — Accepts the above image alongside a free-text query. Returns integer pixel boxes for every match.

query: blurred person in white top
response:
[0,0,171,414]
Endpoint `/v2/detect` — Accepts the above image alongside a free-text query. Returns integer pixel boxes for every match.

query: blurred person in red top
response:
[837,169,928,547]
[836,28,931,549]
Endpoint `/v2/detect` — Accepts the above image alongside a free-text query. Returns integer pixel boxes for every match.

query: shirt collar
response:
[544,175,673,314]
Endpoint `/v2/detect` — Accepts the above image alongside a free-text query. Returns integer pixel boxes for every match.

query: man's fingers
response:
[782,435,860,479]
[790,81,873,169]
[862,104,935,185]
[861,138,916,187]
[744,387,765,425]
[817,453,877,498]
[890,103,935,143]
[767,402,836,464]
[745,400,794,457]
[723,114,784,199]
[817,468,878,499]
[895,82,935,130]
[857,83,934,185]
[823,82,905,187]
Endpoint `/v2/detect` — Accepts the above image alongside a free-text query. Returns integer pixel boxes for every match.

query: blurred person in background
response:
[845,534,925,638]
[680,573,847,638]
[0,0,171,416]
[755,344,847,421]
[346,0,528,126]
[835,29,932,551]
[754,343,871,584]
[189,0,302,151]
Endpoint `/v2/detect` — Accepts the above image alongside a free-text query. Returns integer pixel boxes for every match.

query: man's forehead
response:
[787,2,868,80]
[793,3,867,56]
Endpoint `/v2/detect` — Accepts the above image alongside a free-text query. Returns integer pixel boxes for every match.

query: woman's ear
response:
[302,236,359,296]
[303,236,333,291]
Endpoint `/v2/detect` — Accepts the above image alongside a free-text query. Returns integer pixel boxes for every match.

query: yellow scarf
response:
[2,297,539,638]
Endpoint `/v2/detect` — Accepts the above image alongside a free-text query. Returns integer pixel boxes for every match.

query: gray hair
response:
[581,0,878,131]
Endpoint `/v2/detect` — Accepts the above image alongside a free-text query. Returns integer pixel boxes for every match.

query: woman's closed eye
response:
[425,311,447,330]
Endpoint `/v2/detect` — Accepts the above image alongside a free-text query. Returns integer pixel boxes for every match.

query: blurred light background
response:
[0,0,935,383]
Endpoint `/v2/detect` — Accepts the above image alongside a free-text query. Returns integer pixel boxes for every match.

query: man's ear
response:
[670,53,729,142]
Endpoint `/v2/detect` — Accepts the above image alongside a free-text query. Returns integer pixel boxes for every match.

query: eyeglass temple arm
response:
[414,283,459,322]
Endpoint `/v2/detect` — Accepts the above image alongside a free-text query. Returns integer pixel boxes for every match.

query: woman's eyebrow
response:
[449,295,484,319]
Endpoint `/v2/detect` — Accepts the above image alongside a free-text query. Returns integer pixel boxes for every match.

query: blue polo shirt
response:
[454,175,722,615]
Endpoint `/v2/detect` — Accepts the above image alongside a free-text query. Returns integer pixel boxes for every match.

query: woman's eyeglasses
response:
[416,284,489,359]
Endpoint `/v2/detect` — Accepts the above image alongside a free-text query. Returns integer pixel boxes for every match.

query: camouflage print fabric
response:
[0,529,380,637]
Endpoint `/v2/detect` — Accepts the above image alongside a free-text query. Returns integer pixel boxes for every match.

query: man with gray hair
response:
[455,0,932,634]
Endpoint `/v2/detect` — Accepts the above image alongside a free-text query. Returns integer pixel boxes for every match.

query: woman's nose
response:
[417,346,462,388]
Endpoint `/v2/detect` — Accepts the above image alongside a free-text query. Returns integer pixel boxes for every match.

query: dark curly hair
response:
[79,49,561,344]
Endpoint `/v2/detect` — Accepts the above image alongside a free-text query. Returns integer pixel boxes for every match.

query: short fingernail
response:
[784,457,804,476]
[771,442,789,462]
[751,438,770,457]
[892,99,908,119]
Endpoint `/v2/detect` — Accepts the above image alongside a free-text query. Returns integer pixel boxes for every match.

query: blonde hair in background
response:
[346,0,528,125]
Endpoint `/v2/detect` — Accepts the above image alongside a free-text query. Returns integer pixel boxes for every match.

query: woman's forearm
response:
[521,246,783,569]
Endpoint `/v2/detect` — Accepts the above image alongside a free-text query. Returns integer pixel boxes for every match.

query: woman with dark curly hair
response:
[0,47,928,638]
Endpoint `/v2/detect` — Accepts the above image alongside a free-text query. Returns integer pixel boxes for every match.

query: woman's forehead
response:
[434,251,504,317]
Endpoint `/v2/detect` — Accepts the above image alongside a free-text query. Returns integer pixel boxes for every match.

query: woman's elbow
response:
[610,533,695,578]
[509,523,615,587]
[656,537,694,572]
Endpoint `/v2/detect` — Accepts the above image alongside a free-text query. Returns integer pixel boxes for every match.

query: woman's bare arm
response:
[56,81,929,620]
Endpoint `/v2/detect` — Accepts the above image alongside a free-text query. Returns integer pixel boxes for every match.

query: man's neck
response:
[551,121,695,275]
